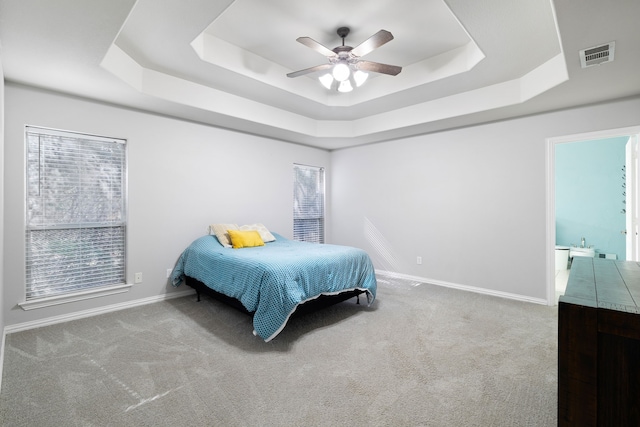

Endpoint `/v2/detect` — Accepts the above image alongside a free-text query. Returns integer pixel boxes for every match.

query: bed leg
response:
[356,294,360,305]
[196,290,201,302]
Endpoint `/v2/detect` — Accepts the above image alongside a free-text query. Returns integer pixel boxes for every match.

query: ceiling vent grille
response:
[580,41,615,68]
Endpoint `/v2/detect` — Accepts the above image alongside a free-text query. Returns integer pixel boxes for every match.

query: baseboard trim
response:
[4,289,196,335]
[1,271,545,392]
[375,270,548,305]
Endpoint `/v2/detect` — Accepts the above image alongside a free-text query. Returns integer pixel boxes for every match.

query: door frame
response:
[546,125,640,305]
[626,135,639,260]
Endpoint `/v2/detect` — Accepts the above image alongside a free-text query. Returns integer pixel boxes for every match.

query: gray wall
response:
[330,97,640,301]
[3,83,331,327]
[3,82,640,327]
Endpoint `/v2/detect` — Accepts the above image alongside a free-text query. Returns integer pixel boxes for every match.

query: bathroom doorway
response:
[625,137,639,260]
[547,126,640,305]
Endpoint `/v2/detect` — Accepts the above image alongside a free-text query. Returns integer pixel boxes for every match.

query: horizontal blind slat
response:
[25,128,127,301]
[293,164,325,244]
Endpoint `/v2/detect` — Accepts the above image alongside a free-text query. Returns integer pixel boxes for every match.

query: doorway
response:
[625,136,639,260]
[546,126,640,305]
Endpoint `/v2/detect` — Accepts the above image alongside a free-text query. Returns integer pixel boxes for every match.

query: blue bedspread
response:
[171,233,377,341]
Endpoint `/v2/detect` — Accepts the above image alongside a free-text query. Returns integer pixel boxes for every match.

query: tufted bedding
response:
[171,233,377,341]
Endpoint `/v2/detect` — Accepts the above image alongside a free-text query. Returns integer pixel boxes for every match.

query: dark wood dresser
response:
[558,257,640,426]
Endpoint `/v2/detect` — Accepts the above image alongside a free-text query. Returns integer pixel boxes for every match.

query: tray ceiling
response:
[1,0,639,149]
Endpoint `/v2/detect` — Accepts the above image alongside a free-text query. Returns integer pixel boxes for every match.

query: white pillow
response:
[239,223,276,242]
[210,223,239,248]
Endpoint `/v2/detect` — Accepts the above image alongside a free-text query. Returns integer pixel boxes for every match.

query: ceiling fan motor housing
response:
[332,46,356,64]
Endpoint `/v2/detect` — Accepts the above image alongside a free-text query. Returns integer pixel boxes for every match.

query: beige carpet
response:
[0,275,558,426]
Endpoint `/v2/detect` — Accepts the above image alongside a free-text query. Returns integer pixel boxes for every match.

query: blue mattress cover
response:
[171,233,377,341]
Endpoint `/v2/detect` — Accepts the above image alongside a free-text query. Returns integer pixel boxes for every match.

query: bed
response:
[170,229,377,341]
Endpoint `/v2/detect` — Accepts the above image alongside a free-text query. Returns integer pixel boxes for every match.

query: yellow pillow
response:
[239,223,276,242]
[227,229,265,249]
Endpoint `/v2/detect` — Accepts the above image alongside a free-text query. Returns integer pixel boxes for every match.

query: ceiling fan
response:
[287,27,402,92]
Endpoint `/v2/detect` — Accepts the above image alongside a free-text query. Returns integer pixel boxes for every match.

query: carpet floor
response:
[0,275,558,426]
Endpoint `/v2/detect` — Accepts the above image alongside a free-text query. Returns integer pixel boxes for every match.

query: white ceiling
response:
[1,0,639,150]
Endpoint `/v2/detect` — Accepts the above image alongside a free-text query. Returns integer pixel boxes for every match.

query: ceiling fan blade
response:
[296,37,337,58]
[357,60,402,76]
[350,30,394,57]
[287,63,333,78]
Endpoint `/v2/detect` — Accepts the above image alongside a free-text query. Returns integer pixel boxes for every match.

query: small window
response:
[25,127,127,300]
[293,164,325,243]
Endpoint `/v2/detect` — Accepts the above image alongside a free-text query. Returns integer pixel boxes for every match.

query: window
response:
[293,164,325,243]
[25,127,127,301]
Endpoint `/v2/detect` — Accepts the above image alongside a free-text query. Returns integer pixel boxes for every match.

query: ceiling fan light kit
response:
[353,70,368,86]
[338,80,353,93]
[332,62,351,81]
[287,26,402,93]
[320,68,368,93]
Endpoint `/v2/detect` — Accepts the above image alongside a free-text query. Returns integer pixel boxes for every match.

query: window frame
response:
[20,126,130,310]
[293,163,325,244]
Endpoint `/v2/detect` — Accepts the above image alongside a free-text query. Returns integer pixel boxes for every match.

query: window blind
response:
[25,127,127,300]
[293,164,325,243]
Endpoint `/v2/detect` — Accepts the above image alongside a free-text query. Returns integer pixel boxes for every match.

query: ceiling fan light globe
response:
[319,74,334,90]
[354,70,368,87]
[332,63,350,82]
[338,80,353,93]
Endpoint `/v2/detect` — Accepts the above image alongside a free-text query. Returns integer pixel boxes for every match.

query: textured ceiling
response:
[1,0,639,149]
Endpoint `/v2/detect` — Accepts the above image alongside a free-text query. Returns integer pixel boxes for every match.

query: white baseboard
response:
[0,271,545,393]
[2,271,547,334]
[4,289,196,335]
[375,269,548,305]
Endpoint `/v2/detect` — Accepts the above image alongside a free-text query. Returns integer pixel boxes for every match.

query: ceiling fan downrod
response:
[337,27,350,46]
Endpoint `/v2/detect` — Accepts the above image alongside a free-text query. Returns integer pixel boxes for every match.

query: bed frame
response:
[185,276,364,317]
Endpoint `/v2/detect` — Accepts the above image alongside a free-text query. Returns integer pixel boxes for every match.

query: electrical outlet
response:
[134,272,143,283]
[417,256,422,265]
[166,268,172,278]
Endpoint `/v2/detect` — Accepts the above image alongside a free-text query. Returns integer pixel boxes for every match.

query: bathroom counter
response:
[558,257,640,426]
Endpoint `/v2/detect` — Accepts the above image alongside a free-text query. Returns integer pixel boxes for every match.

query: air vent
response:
[580,41,615,68]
